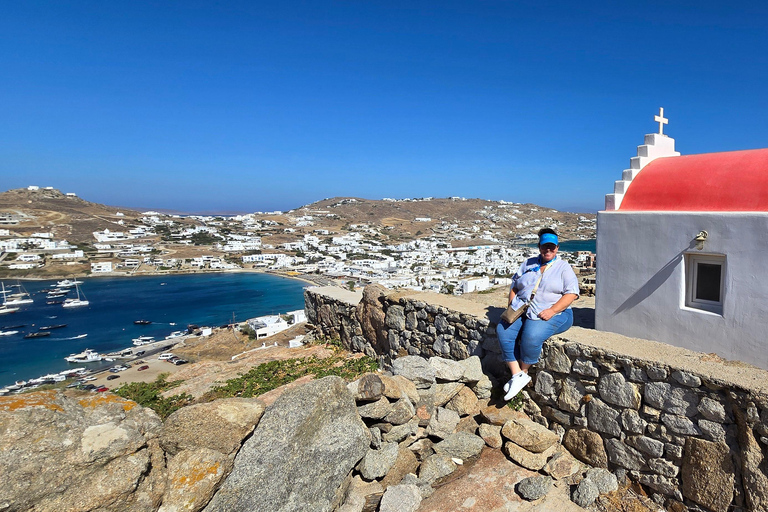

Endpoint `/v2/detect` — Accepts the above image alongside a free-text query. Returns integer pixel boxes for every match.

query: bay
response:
[0,272,308,387]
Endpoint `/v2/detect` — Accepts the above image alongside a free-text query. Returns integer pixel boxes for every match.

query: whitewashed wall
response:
[596,211,768,370]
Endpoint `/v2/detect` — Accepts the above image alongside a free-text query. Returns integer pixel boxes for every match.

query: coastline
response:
[6,267,342,288]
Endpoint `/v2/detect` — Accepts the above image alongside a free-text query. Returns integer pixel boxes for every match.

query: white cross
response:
[654,107,668,135]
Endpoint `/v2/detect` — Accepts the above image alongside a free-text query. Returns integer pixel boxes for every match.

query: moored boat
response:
[24,331,51,339]
[62,282,89,308]
[134,320,152,325]
[39,324,67,330]
[0,330,19,336]
[132,335,155,345]
[65,349,102,363]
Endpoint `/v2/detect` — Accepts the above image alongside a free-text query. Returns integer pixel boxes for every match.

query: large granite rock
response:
[356,284,390,354]
[562,428,608,468]
[501,416,559,453]
[159,448,233,512]
[393,356,436,389]
[0,390,163,512]
[681,438,734,512]
[160,397,265,456]
[204,376,370,512]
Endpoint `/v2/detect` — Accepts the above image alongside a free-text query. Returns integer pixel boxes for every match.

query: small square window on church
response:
[684,253,725,315]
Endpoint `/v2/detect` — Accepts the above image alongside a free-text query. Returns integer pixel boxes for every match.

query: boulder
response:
[681,438,734,512]
[431,382,464,407]
[355,373,385,401]
[501,417,559,453]
[392,356,436,389]
[432,432,485,460]
[418,454,457,485]
[458,356,484,384]
[160,398,265,456]
[562,428,608,468]
[445,386,479,417]
[572,478,599,507]
[542,446,584,481]
[425,407,460,439]
[159,448,233,512]
[517,475,553,501]
[478,424,503,449]
[380,445,420,488]
[356,284,390,354]
[479,403,527,426]
[386,375,420,403]
[383,397,415,425]
[502,442,558,471]
[379,484,421,512]
[358,442,399,481]
[429,357,465,382]
[204,376,369,512]
[357,397,393,420]
[0,390,163,512]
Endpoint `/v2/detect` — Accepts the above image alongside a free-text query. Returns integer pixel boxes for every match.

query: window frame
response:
[684,252,725,315]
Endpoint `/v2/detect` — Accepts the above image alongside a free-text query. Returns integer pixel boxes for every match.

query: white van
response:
[158,353,175,360]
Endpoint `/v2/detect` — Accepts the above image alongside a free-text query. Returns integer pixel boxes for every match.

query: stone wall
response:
[305,285,768,512]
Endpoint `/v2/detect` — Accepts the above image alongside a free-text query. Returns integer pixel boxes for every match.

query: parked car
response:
[134,359,145,364]
[122,363,132,369]
[81,384,97,391]
[137,365,150,371]
[172,359,188,365]
[158,353,175,360]
[135,351,145,356]
[82,376,97,382]
[95,386,108,392]
[106,375,120,381]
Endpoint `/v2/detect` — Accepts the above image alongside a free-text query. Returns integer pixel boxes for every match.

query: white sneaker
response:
[504,372,531,401]
[503,372,525,393]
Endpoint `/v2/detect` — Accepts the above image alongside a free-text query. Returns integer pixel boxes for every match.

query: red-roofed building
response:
[596,109,768,370]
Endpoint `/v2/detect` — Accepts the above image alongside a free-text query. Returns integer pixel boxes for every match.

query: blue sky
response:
[2,1,767,214]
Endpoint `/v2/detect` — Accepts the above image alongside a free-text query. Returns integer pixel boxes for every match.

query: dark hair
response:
[537,228,557,237]
[537,228,558,247]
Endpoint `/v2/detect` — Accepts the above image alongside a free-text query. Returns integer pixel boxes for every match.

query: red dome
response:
[619,148,768,211]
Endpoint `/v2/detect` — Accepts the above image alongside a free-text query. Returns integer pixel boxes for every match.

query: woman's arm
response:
[537,293,578,321]
[508,287,517,306]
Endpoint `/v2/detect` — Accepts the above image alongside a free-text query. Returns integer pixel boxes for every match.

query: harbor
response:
[0,272,307,388]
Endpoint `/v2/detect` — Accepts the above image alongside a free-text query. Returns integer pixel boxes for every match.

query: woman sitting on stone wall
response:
[498,228,579,400]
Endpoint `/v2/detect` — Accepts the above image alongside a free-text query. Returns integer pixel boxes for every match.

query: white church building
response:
[596,109,768,370]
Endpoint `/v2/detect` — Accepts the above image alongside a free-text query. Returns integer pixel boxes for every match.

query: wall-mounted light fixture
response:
[695,230,708,250]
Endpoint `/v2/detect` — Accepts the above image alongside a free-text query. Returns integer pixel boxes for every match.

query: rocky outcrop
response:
[0,391,164,512]
[203,376,370,512]
[306,284,768,512]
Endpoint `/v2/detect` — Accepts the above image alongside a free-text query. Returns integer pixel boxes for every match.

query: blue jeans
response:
[496,309,573,365]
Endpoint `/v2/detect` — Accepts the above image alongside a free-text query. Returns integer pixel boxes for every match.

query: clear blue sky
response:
[2,1,767,214]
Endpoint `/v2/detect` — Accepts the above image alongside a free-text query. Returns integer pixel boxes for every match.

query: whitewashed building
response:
[596,109,768,370]
[247,315,289,339]
[91,262,114,273]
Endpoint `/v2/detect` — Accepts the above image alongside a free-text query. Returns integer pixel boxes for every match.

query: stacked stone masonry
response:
[305,285,768,512]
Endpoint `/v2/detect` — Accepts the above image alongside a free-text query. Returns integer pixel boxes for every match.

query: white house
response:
[596,109,768,370]
[91,262,113,273]
[247,315,289,338]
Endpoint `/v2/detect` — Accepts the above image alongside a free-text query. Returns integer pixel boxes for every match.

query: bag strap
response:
[529,257,555,302]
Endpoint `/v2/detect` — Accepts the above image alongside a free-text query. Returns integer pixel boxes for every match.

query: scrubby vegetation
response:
[202,352,379,402]
[114,373,193,419]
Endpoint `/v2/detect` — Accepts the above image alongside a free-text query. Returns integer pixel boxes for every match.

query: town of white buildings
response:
[0,187,596,294]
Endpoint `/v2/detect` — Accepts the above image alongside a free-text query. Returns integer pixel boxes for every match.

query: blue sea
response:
[0,273,308,387]
[522,239,596,253]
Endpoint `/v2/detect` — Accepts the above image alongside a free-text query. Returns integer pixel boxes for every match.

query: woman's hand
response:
[538,308,556,321]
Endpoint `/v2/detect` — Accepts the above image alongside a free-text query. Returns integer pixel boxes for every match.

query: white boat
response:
[164,331,185,340]
[132,335,155,346]
[0,330,18,336]
[0,284,20,314]
[65,348,102,363]
[55,279,83,288]
[2,281,33,306]
[62,282,89,308]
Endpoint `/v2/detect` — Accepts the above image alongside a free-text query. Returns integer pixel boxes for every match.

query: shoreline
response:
[4,267,341,288]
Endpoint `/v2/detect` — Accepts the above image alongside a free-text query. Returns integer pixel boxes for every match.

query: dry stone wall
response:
[305,285,768,512]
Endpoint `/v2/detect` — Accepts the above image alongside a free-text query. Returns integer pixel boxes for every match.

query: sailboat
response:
[3,281,34,306]
[62,281,89,308]
[0,284,19,314]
